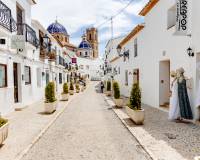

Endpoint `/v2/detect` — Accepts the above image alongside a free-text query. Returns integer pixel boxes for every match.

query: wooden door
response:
[13,63,19,103]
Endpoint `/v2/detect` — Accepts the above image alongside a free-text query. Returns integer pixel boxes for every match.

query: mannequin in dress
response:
[177,68,193,120]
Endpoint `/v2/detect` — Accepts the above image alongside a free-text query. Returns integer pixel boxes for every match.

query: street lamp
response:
[43,34,51,52]
[187,47,194,57]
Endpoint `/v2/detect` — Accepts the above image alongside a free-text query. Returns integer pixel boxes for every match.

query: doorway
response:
[159,60,170,107]
[13,63,19,103]
[133,69,139,84]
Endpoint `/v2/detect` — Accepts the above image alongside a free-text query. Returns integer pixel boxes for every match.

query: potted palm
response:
[113,81,123,107]
[69,81,74,95]
[61,83,69,101]
[126,83,144,125]
[0,117,9,145]
[44,82,57,114]
[76,83,80,93]
[106,81,111,96]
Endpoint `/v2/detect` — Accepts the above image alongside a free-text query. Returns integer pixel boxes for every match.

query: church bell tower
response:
[86,27,98,59]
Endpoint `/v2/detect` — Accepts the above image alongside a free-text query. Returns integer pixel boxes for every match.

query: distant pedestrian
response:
[100,81,104,93]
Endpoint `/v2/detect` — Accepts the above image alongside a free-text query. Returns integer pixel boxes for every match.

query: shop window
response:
[24,66,31,85]
[0,64,7,87]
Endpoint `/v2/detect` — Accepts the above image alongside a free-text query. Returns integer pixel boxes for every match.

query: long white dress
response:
[169,80,180,120]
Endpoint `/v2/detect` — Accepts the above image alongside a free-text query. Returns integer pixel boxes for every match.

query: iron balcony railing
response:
[17,23,38,48]
[0,0,17,32]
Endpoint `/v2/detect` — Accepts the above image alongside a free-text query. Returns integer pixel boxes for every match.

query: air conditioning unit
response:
[0,37,7,49]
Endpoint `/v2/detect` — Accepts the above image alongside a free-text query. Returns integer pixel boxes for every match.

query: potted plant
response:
[126,83,144,125]
[0,117,8,145]
[113,81,123,107]
[44,82,57,114]
[76,83,80,93]
[61,83,69,101]
[81,85,84,92]
[106,81,111,96]
[69,81,74,95]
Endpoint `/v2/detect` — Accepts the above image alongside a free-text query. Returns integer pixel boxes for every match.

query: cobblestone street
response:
[21,82,151,160]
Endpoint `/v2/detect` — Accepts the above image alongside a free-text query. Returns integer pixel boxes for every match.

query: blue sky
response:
[32,0,148,57]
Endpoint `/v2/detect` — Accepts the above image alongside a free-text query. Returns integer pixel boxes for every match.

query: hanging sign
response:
[175,0,188,36]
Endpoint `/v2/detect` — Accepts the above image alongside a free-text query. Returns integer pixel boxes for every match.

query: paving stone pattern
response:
[123,104,200,160]
[22,82,151,160]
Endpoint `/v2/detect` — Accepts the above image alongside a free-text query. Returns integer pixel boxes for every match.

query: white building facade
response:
[105,0,200,120]
[0,0,69,115]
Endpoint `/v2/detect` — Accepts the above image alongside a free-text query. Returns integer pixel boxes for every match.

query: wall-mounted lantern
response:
[187,47,194,57]
[123,50,129,61]
[43,34,51,52]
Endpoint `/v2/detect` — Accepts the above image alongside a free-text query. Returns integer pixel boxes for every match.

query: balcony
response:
[0,1,17,32]
[48,48,56,61]
[17,23,38,48]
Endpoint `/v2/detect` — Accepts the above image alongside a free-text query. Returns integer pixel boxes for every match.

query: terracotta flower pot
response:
[114,98,124,108]
[44,101,57,114]
[125,106,144,125]
[0,122,9,145]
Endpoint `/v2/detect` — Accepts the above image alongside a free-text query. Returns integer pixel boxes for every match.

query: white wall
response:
[107,0,200,119]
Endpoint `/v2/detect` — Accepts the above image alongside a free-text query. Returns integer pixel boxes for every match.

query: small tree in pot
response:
[106,81,111,96]
[0,117,9,145]
[126,83,144,125]
[113,81,123,107]
[45,82,57,114]
[69,81,74,95]
[61,83,69,101]
[76,83,80,93]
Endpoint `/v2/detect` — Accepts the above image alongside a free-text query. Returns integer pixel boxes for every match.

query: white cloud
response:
[32,0,148,55]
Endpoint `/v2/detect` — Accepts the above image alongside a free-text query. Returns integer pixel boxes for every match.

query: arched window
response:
[89,34,92,40]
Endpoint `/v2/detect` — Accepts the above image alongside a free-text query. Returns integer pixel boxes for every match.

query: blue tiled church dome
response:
[47,21,68,36]
[78,41,92,49]
[78,34,92,49]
